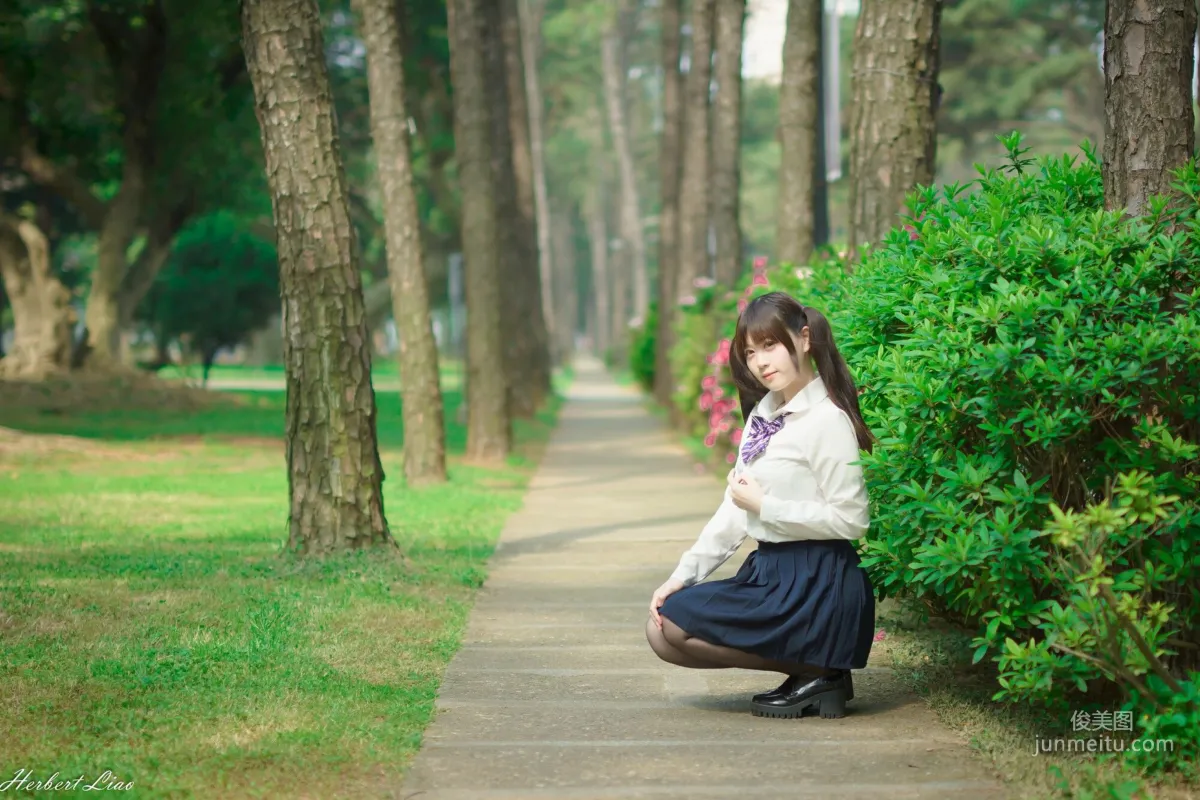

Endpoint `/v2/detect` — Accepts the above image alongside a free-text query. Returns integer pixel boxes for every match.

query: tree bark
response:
[0,215,75,378]
[677,0,715,295]
[554,208,580,361]
[583,185,611,360]
[502,0,553,407]
[479,0,537,420]
[601,13,649,326]
[711,0,746,287]
[846,0,942,265]
[242,0,393,554]
[353,0,447,485]
[654,0,684,409]
[82,0,168,364]
[777,0,822,266]
[1103,0,1197,216]
[448,0,511,461]
[518,0,559,367]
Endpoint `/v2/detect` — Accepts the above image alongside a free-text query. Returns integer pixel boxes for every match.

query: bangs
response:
[734,300,797,358]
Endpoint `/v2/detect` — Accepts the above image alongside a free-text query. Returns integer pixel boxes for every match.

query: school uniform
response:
[658,375,876,671]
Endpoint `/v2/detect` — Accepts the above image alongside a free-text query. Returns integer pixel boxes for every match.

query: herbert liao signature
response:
[0,769,134,792]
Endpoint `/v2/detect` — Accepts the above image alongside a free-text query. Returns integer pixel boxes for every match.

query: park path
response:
[397,356,1009,800]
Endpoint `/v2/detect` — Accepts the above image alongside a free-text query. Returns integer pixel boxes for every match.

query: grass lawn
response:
[154,358,467,389]
[0,374,564,798]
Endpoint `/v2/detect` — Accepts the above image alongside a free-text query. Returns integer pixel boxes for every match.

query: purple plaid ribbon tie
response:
[740,412,790,463]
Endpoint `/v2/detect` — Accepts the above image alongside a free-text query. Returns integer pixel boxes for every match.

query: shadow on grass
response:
[0,384,469,452]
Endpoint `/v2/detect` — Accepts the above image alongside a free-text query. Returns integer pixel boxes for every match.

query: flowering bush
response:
[664,252,852,466]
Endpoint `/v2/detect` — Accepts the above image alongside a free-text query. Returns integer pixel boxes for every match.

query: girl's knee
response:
[645,617,665,649]
[660,616,690,649]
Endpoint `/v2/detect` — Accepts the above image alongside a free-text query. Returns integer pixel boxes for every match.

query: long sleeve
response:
[669,486,748,586]
[757,409,870,541]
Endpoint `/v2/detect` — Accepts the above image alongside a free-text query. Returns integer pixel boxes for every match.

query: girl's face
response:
[744,328,811,391]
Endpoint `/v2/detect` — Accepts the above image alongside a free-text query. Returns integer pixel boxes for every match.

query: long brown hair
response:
[729,291,874,452]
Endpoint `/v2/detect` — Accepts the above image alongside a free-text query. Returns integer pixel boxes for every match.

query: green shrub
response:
[628,301,658,393]
[839,134,1199,770]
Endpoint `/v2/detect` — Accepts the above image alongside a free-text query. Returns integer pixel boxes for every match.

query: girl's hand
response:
[728,471,765,515]
[649,578,685,629]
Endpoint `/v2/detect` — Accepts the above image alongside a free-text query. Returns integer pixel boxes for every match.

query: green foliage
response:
[138,212,279,379]
[936,0,1106,181]
[836,134,1199,770]
[661,132,1200,773]
[627,300,658,393]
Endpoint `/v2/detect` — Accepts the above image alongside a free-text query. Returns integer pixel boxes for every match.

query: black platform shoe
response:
[751,670,854,705]
[750,671,851,719]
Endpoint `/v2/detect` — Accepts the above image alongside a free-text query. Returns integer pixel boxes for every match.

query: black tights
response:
[646,615,837,678]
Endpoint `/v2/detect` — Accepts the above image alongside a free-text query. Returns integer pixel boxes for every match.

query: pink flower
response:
[737,299,748,313]
[693,276,715,289]
[731,427,743,445]
[704,432,717,447]
[699,391,713,411]
[753,256,768,269]
[679,294,697,306]
[751,273,769,287]
[709,411,724,428]
[726,452,736,464]
[701,375,718,389]
[712,385,724,398]
[718,338,731,354]
[872,629,887,642]
[719,419,731,432]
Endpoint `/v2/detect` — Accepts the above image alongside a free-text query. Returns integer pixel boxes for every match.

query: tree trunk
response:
[502,0,553,405]
[481,2,531,420]
[0,215,75,378]
[1103,0,1197,216]
[483,0,540,420]
[518,0,559,368]
[601,19,649,326]
[554,209,580,361]
[114,201,194,334]
[777,0,822,266]
[654,0,684,409]
[583,188,610,360]
[846,0,942,265]
[84,163,146,364]
[609,243,630,368]
[353,0,447,485]
[448,0,511,461]
[82,2,168,365]
[711,0,746,287]
[242,0,393,554]
[677,0,715,296]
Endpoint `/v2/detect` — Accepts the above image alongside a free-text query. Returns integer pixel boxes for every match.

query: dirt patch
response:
[0,426,169,461]
[0,370,238,415]
[314,602,459,686]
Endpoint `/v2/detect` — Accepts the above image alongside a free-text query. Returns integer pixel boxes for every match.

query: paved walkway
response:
[399,357,1008,800]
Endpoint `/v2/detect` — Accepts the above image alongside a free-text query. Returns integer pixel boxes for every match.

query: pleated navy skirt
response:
[659,539,876,670]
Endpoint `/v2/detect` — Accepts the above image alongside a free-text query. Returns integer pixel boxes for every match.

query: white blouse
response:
[669,375,871,587]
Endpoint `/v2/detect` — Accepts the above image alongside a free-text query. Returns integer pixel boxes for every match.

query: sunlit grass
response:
[0,375,564,798]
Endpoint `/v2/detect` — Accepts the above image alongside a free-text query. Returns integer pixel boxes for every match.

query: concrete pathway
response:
[399,357,1009,800]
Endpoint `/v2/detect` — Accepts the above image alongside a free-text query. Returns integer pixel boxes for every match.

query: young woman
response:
[645,291,876,719]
